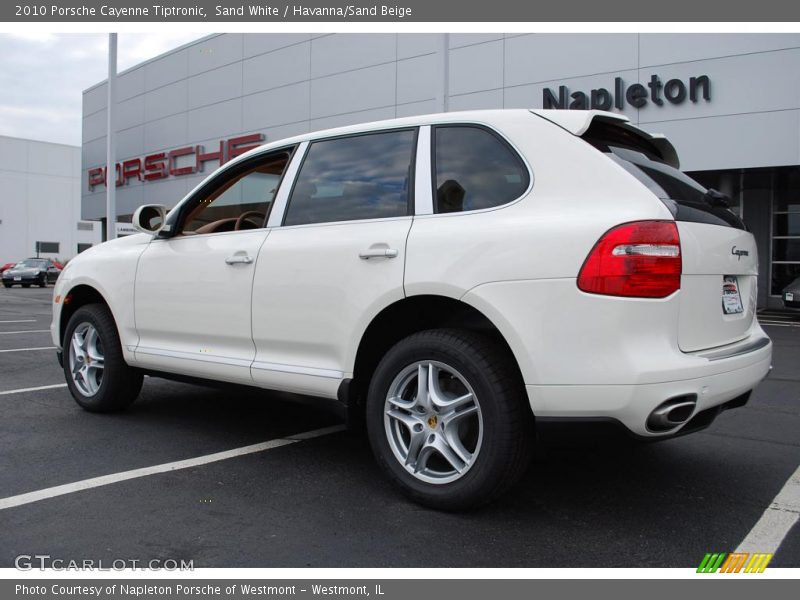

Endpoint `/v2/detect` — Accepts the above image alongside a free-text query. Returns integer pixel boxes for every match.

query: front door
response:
[133,148,295,384]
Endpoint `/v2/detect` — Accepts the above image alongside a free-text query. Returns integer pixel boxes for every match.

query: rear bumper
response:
[526,338,771,437]
[537,390,753,442]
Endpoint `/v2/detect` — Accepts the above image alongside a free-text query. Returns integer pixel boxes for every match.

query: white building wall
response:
[0,136,100,263]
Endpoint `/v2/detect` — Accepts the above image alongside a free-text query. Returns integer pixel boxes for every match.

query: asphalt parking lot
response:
[0,285,798,568]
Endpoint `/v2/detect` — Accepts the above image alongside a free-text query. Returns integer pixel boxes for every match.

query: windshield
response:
[16,259,47,269]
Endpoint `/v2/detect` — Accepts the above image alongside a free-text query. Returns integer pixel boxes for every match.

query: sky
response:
[0,33,203,146]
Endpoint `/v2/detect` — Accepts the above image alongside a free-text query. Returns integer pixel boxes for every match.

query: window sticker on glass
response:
[722,275,744,315]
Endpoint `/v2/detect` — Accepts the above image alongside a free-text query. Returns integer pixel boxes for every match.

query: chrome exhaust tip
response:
[647,395,698,432]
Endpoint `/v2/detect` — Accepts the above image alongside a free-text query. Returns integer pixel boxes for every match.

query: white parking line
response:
[0,319,36,323]
[0,329,50,335]
[0,383,67,396]
[0,424,345,511]
[736,464,800,554]
[0,346,55,353]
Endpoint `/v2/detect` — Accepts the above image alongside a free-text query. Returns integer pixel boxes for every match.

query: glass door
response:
[771,168,800,298]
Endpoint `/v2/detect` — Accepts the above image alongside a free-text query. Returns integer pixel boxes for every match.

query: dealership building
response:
[81,33,800,308]
[1,135,100,263]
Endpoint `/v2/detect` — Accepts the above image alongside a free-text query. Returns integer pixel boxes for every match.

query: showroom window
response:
[284,129,416,226]
[432,125,529,214]
[35,241,59,254]
[77,243,93,254]
[771,168,800,296]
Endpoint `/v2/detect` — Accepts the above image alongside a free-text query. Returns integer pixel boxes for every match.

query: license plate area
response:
[13,276,21,281]
[787,292,795,302]
[722,275,743,315]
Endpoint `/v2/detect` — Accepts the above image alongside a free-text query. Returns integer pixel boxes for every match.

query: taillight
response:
[577,220,681,298]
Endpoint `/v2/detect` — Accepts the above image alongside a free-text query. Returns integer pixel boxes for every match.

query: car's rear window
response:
[433,125,529,214]
[583,123,745,230]
[284,129,416,226]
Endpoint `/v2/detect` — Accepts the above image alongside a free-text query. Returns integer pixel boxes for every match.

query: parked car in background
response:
[783,276,800,308]
[0,262,15,274]
[2,258,61,288]
[51,109,772,509]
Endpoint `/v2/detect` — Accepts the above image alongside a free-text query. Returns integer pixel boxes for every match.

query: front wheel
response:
[366,329,533,510]
[63,303,143,412]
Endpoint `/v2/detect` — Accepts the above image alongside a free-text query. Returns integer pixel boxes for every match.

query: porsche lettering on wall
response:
[87,133,264,190]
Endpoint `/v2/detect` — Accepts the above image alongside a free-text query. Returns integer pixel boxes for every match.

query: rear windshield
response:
[584,128,745,230]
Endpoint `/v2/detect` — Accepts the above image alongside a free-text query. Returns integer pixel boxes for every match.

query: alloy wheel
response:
[68,322,105,396]
[383,361,483,484]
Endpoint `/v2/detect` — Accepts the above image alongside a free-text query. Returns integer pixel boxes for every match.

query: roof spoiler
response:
[530,109,680,169]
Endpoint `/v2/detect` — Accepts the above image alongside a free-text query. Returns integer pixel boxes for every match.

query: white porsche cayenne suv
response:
[51,109,771,509]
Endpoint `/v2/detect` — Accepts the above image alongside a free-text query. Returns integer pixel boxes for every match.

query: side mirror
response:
[132,204,168,234]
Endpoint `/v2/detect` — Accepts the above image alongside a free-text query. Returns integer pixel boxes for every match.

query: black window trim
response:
[280,126,419,228]
[430,123,532,216]
[35,241,60,254]
[159,144,298,239]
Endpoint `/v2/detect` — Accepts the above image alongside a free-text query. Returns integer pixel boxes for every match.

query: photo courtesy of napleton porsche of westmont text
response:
[0,0,798,594]
[15,583,382,596]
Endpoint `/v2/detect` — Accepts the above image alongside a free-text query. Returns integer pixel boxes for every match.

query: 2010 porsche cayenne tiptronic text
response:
[51,109,772,509]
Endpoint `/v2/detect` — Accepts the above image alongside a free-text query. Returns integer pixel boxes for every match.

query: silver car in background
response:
[783,277,800,309]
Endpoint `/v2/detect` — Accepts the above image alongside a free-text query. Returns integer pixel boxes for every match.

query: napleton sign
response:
[543,74,711,111]
[87,133,264,190]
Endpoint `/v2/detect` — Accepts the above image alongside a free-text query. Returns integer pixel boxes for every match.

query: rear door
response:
[585,129,758,352]
[250,128,417,396]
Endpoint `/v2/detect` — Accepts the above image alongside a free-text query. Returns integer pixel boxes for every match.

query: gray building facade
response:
[1,135,100,262]
[81,33,800,307]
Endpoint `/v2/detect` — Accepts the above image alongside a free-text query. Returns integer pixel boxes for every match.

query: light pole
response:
[105,33,117,241]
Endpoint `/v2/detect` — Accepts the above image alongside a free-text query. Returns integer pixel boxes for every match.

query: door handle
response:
[359,248,399,260]
[225,255,253,265]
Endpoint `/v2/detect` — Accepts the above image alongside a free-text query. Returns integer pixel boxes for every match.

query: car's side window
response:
[283,129,416,227]
[178,149,293,235]
[432,125,529,214]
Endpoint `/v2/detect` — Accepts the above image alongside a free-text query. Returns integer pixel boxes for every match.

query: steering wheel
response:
[234,211,266,231]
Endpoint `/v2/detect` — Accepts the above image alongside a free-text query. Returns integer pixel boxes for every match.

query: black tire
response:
[366,328,533,510]
[2,283,11,288]
[63,303,143,412]
[38,274,47,288]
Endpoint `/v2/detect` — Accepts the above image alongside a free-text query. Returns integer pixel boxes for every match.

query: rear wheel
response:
[366,329,532,510]
[2,283,11,288]
[63,303,142,412]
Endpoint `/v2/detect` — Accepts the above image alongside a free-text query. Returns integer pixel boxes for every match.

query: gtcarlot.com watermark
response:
[15,554,194,571]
